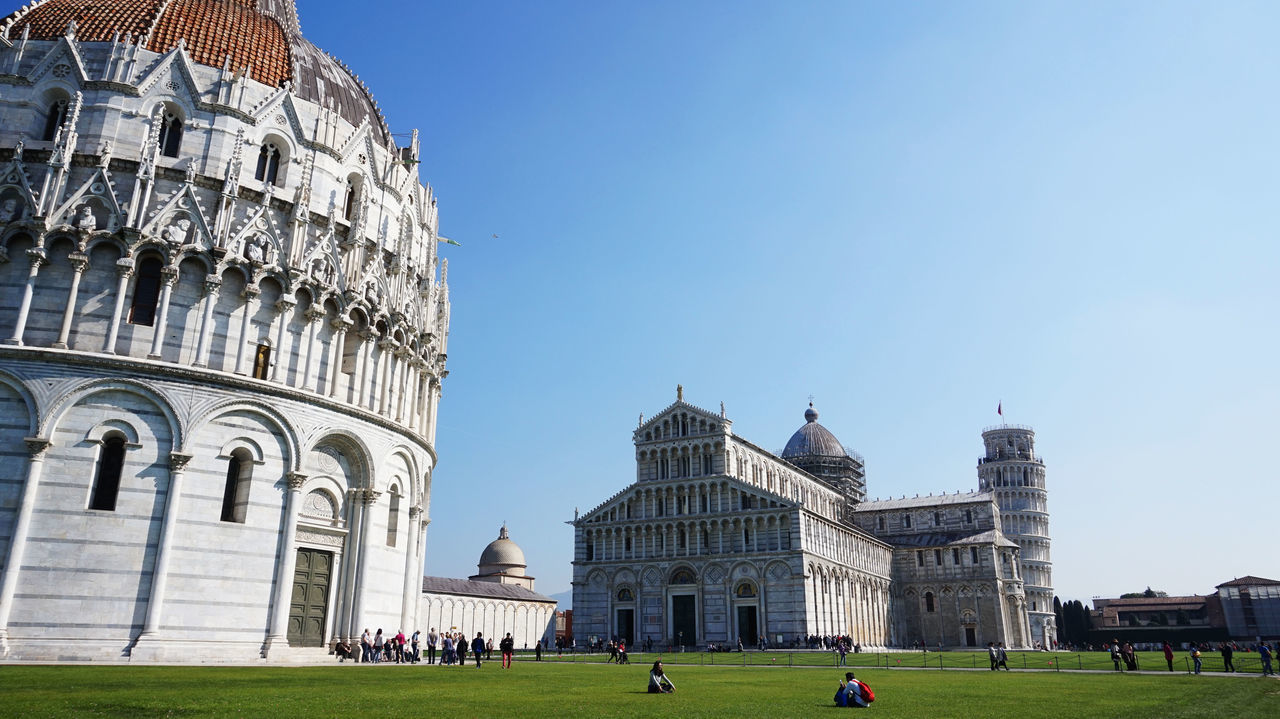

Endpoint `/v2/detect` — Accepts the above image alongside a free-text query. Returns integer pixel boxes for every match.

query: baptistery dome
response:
[0,0,450,663]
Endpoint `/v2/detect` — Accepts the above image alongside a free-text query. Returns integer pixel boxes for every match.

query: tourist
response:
[834,671,873,708]
[648,660,675,693]
[360,628,372,663]
[534,640,542,662]
[373,629,384,663]
[1259,643,1273,676]
[427,628,439,664]
[457,634,468,666]
[500,632,515,668]
[395,629,406,663]
[411,629,421,663]
[1122,641,1137,671]
[996,642,1010,671]
[838,639,848,666]
[1109,640,1122,671]
[335,639,353,662]
[442,633,455,665]
[1162,641,1174,671]
[1191,645,1202,674]
[988,642,999,670]
[472,633,486,667]
[1220,643,1234,672]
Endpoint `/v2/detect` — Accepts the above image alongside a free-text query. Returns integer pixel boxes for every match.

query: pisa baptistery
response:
[0,0,450,661]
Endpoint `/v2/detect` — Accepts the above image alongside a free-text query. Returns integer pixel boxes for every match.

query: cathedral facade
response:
[0,1,448,661]
[571,393,1054,650]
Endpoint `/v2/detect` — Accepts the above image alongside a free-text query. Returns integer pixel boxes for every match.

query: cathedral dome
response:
[1,0,389,142]
[478,525,526,570]
[781,404,848,459]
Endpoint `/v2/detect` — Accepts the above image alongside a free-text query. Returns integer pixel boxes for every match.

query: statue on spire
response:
[677,384,683,402]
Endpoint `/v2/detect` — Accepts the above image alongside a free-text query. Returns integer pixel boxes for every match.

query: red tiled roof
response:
[6,0,291,89]
[148,0,291,88]
[1216,576,1280,588]
[8,0,160,43]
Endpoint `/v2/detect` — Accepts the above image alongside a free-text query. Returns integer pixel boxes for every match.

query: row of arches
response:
[808,562,891,646]
[419,597,555,650]
[582,514,794,562]
[640,412,718,442]
[803,515,888,574]
[0,233,441,435]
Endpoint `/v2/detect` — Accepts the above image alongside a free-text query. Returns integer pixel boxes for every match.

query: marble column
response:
[6,248,47,345]
[192,276,222,367]
[351,330,371,408]
[270,298,296,383]
[53,252,89,349]
[138,451,194,638]
[265,471,307,654]
[146,267,179,359]
[233,286,260,375]
[349,489,380,635]
[376,339,395,415]
[400,505,422,632]
[302,305,324,392]
[0,438,52,656]
[327,319,352,399]
[102,257,134,354]
[336,488,363,642]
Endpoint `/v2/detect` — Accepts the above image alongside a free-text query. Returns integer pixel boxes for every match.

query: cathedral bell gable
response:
[634,390,732,446]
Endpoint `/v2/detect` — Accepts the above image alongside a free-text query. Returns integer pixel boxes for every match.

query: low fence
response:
[528,648,1274,675]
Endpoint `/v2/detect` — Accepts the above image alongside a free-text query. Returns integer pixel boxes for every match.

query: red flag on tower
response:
[997,401,1003,417]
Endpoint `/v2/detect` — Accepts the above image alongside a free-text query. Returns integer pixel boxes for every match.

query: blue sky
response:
[299,0,1280,603]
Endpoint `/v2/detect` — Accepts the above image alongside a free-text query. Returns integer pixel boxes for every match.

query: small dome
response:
[478,525,526,569]
[781,403,848,459]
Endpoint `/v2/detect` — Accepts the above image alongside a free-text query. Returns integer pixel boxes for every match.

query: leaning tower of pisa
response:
[976,425,1055,648]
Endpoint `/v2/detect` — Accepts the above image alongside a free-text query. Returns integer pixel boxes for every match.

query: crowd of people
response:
[334,628,539,667]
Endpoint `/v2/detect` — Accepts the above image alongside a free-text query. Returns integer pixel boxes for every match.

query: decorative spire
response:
[676,384,683,402]
[498,523,509,540]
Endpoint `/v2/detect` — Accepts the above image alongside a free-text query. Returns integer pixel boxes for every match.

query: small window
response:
[89,435,127,511]
[934,511,943,526]
[585,542,594,561]
[743,528,750,545]
[702,455,713,474]
[903,514,912,528]
[42,99,68,142]
[220,449,252,523]
[158,112,183,158]
[925,592,935,612]
[386,492,401,547]
[252,344,271,379]
[699,494,708,512]
[343,179,358,220]
[255,143,281,185]
[964,509,973,524]
[128,257,164,325]
[624,536,632,552]
[916,550,924,567]
[970,547,979,564]
[877,516,885,531]
[678,529,686,549]
[679,456,690,477]
[934,549,942,565]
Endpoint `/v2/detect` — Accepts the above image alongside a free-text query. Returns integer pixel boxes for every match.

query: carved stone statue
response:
[246,235,265,264]
[75,205,97,231]
[0,198,19,224]
[162,217,191,243]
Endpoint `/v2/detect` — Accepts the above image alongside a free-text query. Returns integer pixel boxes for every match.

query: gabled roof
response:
[635,398,730,437]
[1216,576,1280,588]
[878,527,1018,549]
[421,576,556,604]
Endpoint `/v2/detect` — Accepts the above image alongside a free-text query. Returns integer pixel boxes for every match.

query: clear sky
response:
[298,0,1280,605]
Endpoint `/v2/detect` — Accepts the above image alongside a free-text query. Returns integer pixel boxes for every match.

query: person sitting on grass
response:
[648,661,675,693]
[834,671,874,708]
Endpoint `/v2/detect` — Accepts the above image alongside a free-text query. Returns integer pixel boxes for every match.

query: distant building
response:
[1088,594,1227,645]
[1216,576,1280,641]
[419,526,557,649]
[570,391,1050,649]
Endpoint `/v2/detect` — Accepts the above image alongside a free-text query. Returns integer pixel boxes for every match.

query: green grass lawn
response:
[0,660,1273,718]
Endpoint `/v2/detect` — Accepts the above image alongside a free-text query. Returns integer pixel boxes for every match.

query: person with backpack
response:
[834,671,875,708]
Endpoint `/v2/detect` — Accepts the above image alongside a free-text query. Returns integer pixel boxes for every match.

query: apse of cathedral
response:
[0,0,449,660]
[572,392,1055,650]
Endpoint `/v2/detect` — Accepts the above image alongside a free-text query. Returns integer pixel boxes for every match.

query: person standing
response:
[1220,643,1235,673]
[1162,641,1175,671]
[1259,643,1273,676]
[360,628,372,663]
[472,633,486,668]
[535,640,542,662]
[996,643,1010,671]
[394,629,406,664]
[500,632,515,669]
[373,629,384,663]
[1191,646,1202,674]
[427,628,439,665]
[1109,640,1122,671]
[457,634,468,666]
[988,642,1000,670]
[441,633,454,666]
[411,629,421,663]
[838,640,848,666]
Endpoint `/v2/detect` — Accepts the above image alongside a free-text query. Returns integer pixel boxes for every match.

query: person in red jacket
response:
[500,633,515,669]
[1162,641,1175,671]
